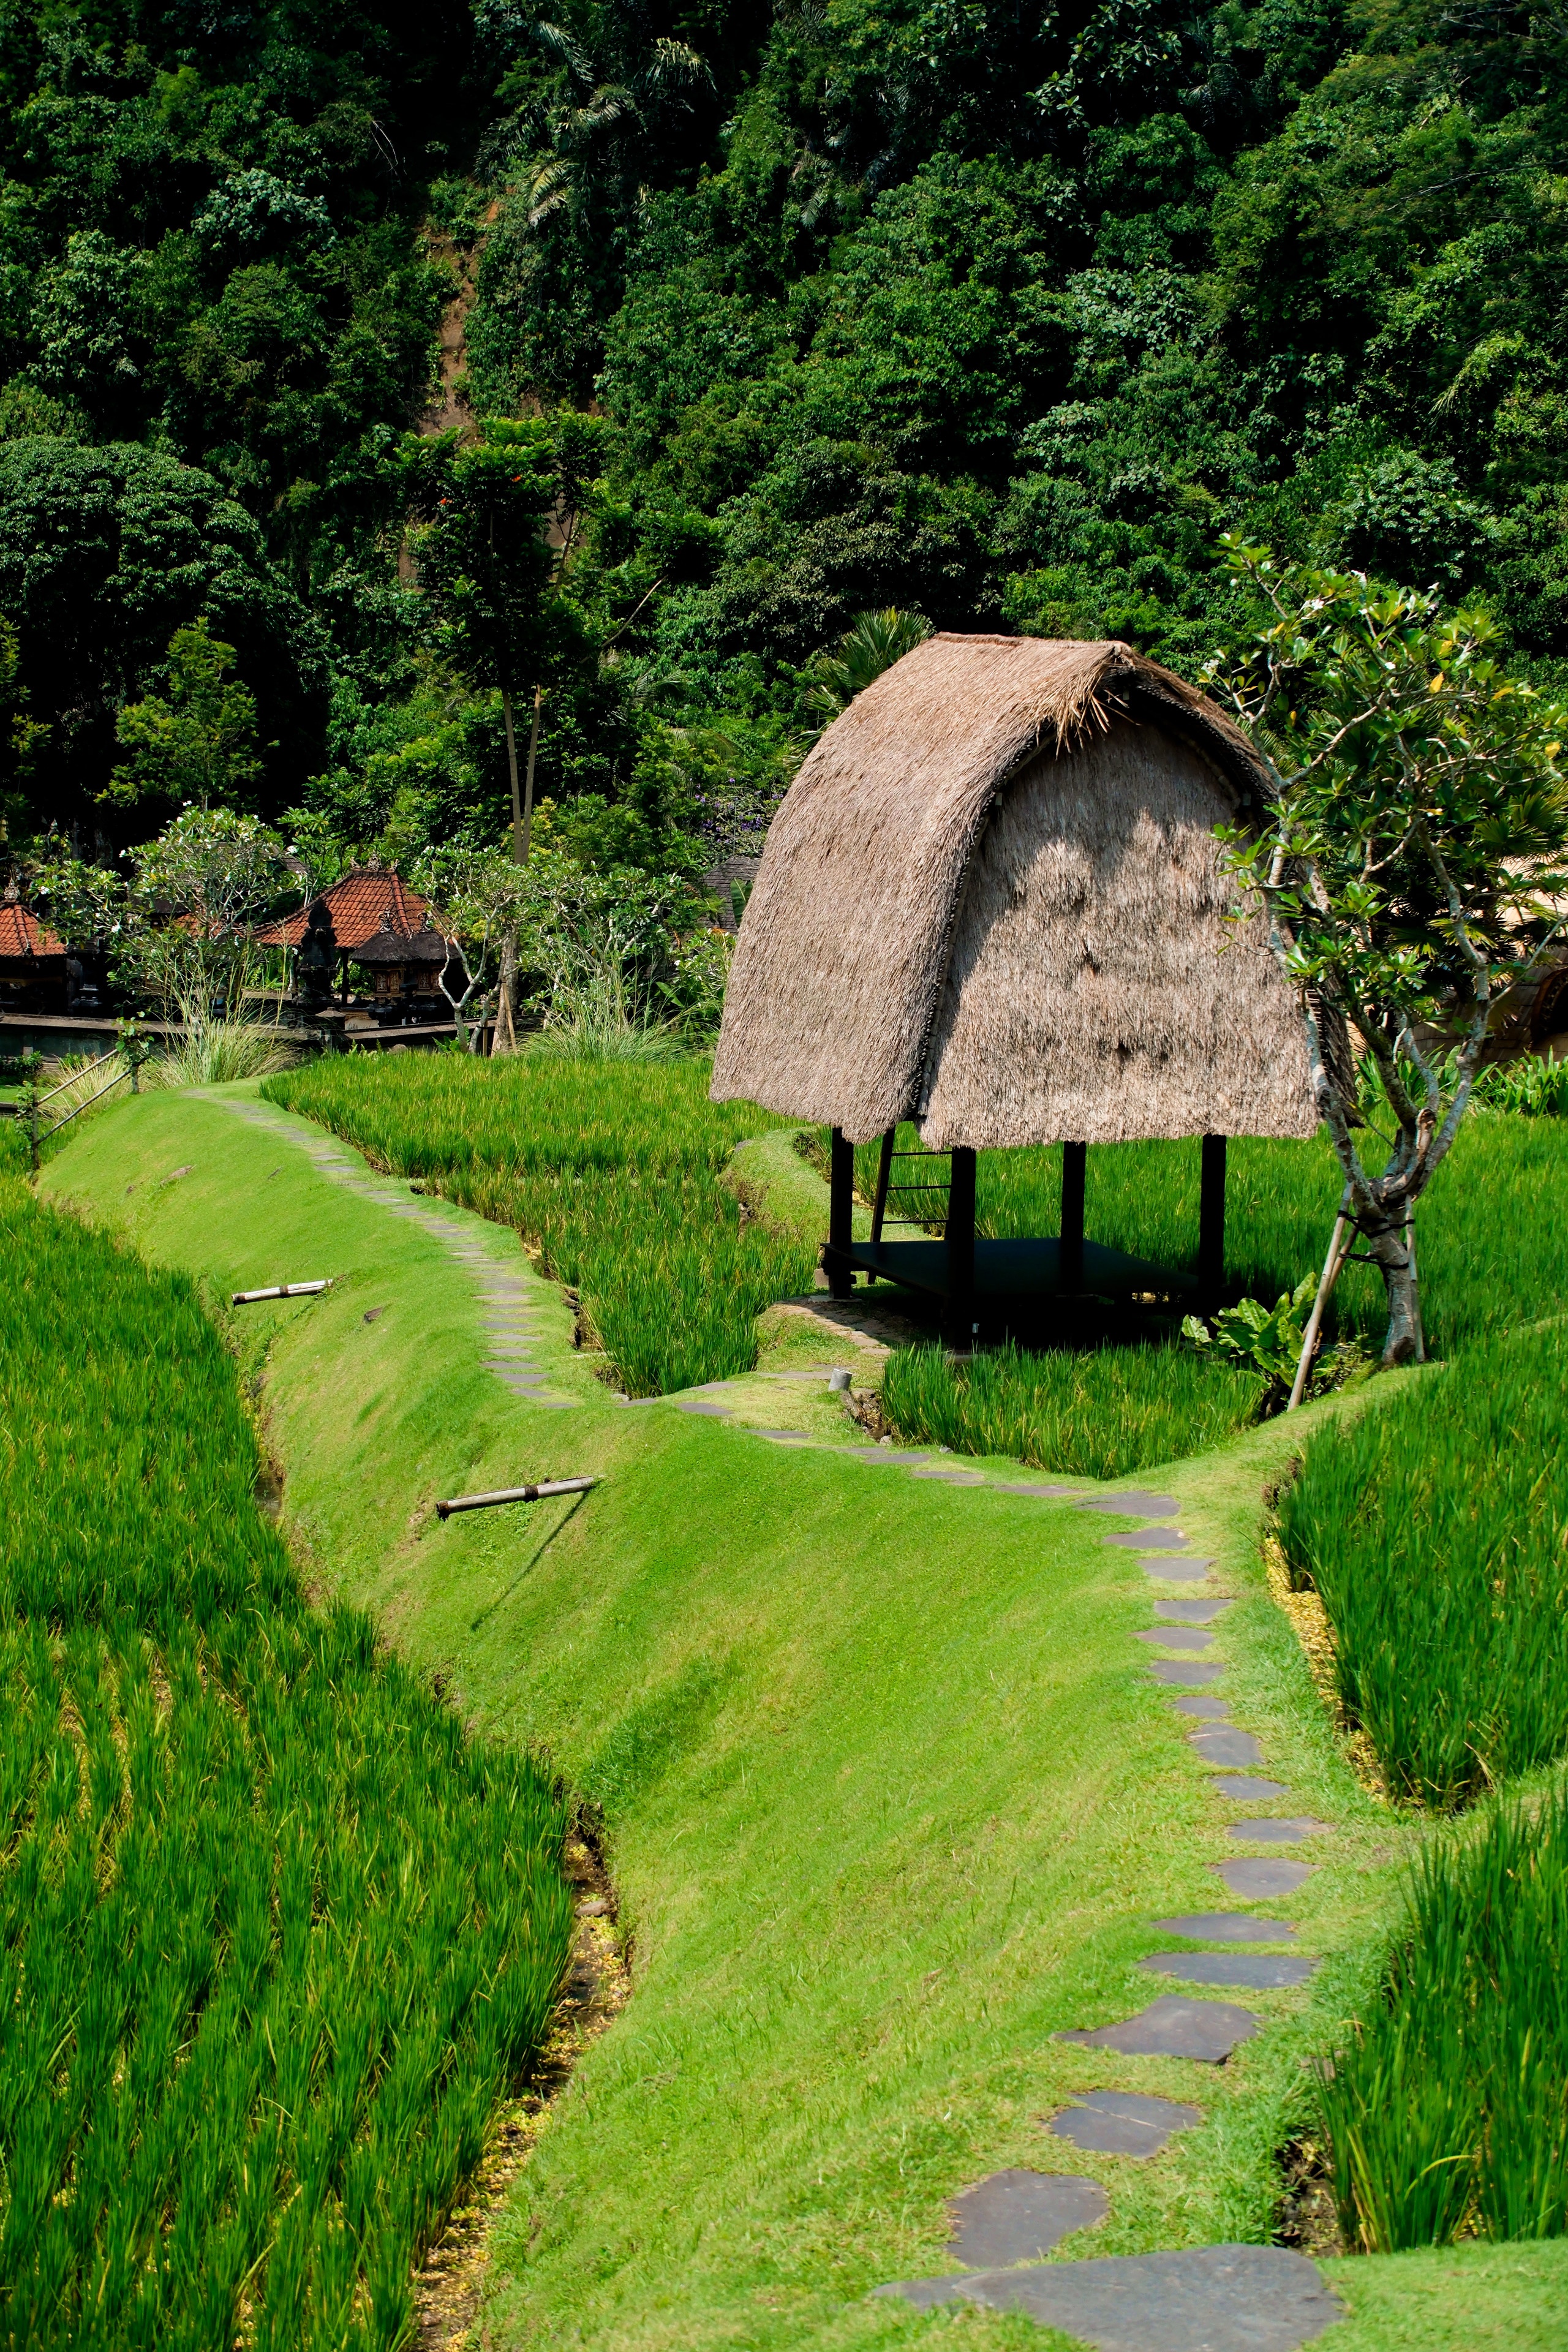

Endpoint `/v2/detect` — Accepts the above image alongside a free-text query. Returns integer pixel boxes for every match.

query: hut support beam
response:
[870,1128,895,1246]
[1059,1142,1086,1292]
[943,1147,977,1342]
[1199,1133,1227,1304]
[827,1127,855,1297]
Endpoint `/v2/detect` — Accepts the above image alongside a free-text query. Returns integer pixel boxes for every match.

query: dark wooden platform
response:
[842,1235,1195,1304]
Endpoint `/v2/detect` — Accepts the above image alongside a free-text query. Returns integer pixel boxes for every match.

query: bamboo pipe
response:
[435,1476,599,1519]
[232,1280,334,1303]
[1286,1195,1352,1412]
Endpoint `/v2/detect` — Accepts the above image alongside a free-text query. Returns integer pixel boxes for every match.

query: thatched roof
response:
[710,635,1316,1148]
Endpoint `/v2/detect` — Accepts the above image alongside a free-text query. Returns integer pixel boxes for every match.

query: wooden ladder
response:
[870,1134,956,1242]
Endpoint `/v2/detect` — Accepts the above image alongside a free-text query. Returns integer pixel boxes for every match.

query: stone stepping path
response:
[1133,1626,1213,1651]
[1172,1695,1230,1719]
[1215,1857,1314,1899]
[1141,1556,1216,1581]
[1153,1911,1298,1943]
[1077,1491,1181,1518]
[1155,1596,1230,1623]
[947,2171,1109,2267]
[1150,1660,1225,1687]
[1057,1993,1260,2062]
[1045,2090,1200,2160]
[881,2244,1343,2348]
[1229,1817,1332,1844]
[1212,1773,1289,1800]
[215,1098,581,1409]
[1188,1726,1266,1765]
[1142,1952,1319,1990]
[1105,1526,1191,1550]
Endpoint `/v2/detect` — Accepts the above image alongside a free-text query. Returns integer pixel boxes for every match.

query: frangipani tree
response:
[1205,541,1568,1365]
[409,842,533,1049]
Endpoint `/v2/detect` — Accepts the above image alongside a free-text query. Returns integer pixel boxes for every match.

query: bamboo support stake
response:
[232,1280,334,1304]
[435,1476,598,1520]
[1286,1193,1352,1412]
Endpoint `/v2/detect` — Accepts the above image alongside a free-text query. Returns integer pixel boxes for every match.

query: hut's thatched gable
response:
[710,634,1317,1147]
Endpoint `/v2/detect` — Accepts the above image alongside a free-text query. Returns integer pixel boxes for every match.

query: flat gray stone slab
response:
[1229,1818,1333,1844]
[1215,1856,1314,1898]
[910,1468,987,1485]
[1150,1660,1226,1686]
[1134,1626,1213,1651]
[1142,1558,1215,1581]
[1106,1527,1189,1549]
[531,1398,581,1409]
[1142,1951,1320,1989]
[1156,1597,1232,1623]
[1153,1912,1297,1943]
[1044,2089,1201,2159]
[1057,1994,1259,2062]
[883,2244,1343,2349]
[756,1429,811,1443]
[839,1446,930,1464]
[1172,1697,1231,1719]
[1077,1491,1180,1518]
[947,2171,1108,2267]
[1190,1728,1265,1765]
[1212,1774,1289,1800]
[677,1400,733,1416]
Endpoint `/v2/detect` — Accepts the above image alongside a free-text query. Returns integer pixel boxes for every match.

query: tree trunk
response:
[521,682,541,864]
[493,927,518,1056]
[1367,1208,1422,1367]
[503,684,524,864]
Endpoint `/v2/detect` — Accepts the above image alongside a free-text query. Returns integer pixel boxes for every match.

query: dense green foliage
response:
[0,1169,573,2348]
[1278,1321,1568,1810]
[1,0,1562,873]
[881,1334,1261,1479]
[1317,1784,1568,2248]
[264,1052,816,1392]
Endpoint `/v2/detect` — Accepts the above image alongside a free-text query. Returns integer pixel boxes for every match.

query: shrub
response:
[1276,1322,1568,1810]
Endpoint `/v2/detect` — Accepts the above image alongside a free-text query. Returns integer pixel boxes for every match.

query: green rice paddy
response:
[1317,1783,1568,2250]
[265,1056,815,1395]
[0,1163,573,2350]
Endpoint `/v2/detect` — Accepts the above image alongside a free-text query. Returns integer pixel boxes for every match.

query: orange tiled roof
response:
[256,868,432,950]
[0,904,66,959]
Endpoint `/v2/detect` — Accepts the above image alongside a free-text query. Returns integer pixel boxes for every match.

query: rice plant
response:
[0,1173,574,2350]
[1276,1321,1568,1810]
[266,1057,816,1394]
[881,1337,1264,1480]
[1318,1784,1568,2250]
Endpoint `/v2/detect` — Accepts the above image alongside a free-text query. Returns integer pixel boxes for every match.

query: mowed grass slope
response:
[42,1087,1568,2352]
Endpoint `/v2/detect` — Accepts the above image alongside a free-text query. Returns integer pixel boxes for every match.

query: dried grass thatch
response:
[710,634,1316,1146]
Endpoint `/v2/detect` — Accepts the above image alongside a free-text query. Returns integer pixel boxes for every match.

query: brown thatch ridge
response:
[710,634,1316,1147]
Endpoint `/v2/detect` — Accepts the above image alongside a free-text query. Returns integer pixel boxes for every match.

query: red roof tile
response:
[0,904,66,959]
[256,869,432,950]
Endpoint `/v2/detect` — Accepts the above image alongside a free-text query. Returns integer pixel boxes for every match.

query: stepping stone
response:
[1142,1558,1215,1582]
[1057,1994,1259,2062]
[1156,1597,1231,1623]
[1077,1491,1180,1518]
[1152,1913,1297,1943]
[1172,1697,1231,1719]
[915,1471,987,1486]
[1214,1857,1314,1898]
[1105,1528,1189,1550]
[1133,1627,1213,1651]
[1142,1952,1320,1990]
[677,1400,733,1416]
[1212,1775,1289,1800]
[1044,2089,1200,2160]
[756,1430,810,1444]
[883,2243,1343,2348]
[947,2171,1108,2268]
[1229,1818,1332,1844]
[840,1447,930,1465]
[1189,1727,1265,1765]
[1150,1660,1225,1686]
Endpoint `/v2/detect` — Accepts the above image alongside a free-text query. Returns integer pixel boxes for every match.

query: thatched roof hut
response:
[712,635,1315,1150]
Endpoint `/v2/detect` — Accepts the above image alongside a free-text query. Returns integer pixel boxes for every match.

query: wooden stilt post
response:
[944,1145,977,1343]
[870,1128,895,1246]
[1060,1141,1086,1293]
[1199,1134,1227,1305]
[826,1126,855,1298]
[1287,1188,1352,1412]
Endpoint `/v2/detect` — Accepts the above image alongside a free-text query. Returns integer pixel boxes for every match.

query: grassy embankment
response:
[0,1147,573,2351]
[39,1078,1568,2351]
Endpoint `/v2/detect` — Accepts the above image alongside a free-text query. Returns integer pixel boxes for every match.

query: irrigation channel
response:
[191,1089,1359,2350]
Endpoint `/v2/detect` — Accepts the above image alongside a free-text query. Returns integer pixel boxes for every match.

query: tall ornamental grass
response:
[1276,1321,1568,1811]
[1319,1785,1568,2250]
[266,1055,816,1395]
[881,1338,1263,1480]
[0,1175,573,2351]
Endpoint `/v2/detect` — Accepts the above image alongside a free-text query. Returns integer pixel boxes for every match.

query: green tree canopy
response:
[106,620,265,814]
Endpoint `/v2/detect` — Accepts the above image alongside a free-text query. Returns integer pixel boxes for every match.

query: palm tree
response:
[804,608,933,724]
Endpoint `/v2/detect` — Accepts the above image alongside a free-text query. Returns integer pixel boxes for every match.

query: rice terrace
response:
[4,5,1568,2350]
